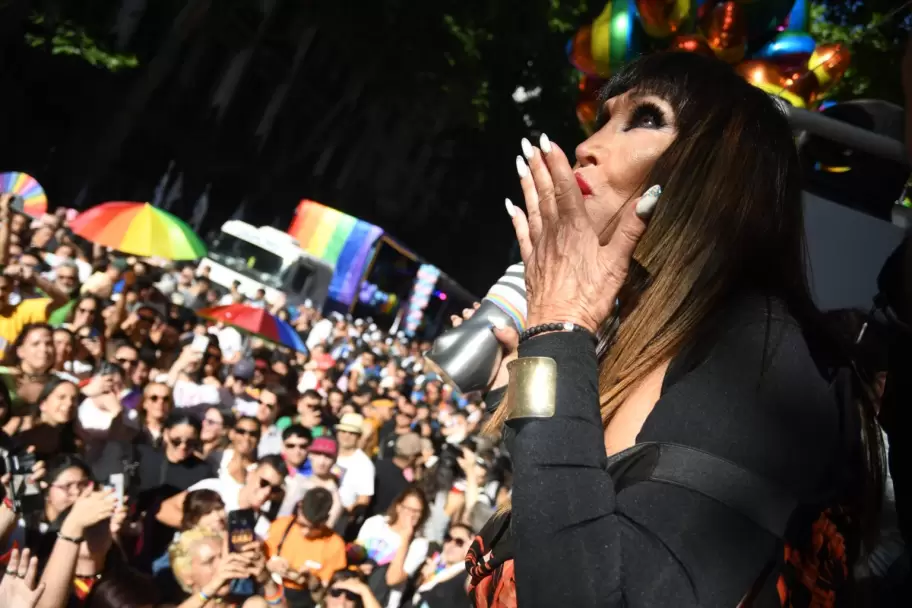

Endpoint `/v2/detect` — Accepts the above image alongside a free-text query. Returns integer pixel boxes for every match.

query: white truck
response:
[202,220,334,309]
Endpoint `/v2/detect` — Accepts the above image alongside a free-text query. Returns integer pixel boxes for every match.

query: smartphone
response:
[9,452,42,514]
[191,334,210,354]
[107,473,125,505]
[227,509,256,552]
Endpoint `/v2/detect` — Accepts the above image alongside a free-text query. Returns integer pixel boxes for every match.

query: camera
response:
[0,446,43,515]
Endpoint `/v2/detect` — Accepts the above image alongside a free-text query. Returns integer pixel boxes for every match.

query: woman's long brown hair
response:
[486,52,883,539]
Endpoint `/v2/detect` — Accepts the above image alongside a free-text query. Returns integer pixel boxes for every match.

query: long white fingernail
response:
[515,156,529,178]
[636,185,662,219]
[490,316,507,330]
[521,138,534,160]
[539,133,552,154]
[505,198,516,217]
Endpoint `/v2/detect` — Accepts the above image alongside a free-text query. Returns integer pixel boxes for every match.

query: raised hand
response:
[61,487,118,538]
[0,548,46,608]
[511,134,660,333]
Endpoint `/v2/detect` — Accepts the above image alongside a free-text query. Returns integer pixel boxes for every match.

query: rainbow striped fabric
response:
[288,200,384,306]
[484,263,527,331]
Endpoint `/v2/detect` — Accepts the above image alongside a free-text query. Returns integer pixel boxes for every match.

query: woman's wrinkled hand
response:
[511,134,660,333]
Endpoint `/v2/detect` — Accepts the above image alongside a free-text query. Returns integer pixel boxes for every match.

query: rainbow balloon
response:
[0,172,48,217]
[288,200,385,306]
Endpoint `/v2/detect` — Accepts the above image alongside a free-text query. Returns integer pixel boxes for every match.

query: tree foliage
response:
[811,0,911,103]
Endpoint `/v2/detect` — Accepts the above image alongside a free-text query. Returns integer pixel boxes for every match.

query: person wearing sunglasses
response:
[160,454,289,541]
[135,413,214,500]
[410,523,474,608]
[213,416,261,486]
[255,385,286,458]
[321,570,382,608]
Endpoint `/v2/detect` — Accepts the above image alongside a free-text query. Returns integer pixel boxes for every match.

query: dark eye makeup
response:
[595,99,669,132]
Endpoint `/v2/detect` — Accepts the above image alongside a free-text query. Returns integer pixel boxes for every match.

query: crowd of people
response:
[0,192,507,608]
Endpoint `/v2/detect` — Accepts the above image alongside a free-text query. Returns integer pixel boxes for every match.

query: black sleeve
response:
[507,313,842,607]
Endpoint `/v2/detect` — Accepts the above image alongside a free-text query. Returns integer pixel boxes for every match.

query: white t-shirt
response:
[186,476,270,539]
[334,449,375,509]
[210,325,244,361]
[356,515,429,608]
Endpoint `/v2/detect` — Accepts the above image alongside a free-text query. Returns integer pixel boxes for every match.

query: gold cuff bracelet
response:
[505,357,557,420]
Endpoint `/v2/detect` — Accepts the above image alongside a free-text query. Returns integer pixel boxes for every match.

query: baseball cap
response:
[233,359,255,381]
[310,437,338,458]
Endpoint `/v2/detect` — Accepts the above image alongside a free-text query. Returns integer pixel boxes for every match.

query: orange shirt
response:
[264,515,347,589]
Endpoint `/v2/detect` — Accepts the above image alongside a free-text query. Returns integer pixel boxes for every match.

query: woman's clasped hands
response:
[508,134,661,333]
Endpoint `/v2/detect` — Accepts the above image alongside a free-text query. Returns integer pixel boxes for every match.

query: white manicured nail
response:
[636,185,662,219]
[521,138,534,160]
[505,198,516,217]
[539,133,552,154]
[515,156,529,178]
[490,316,507,330]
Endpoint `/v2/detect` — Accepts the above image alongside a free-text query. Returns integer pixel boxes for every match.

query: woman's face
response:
[143,385,172,421]
[310,452,335,477]
[201,408,225,442]
[46,466,91,518]
[73,298,99,328]
[396,495,424,529]
[573,91,677,244]
[40,383,79,425]
[442,527,472,566]
[17,328,54,371]
[197,507,227,533]
[52,330,74,363]
[164,422,199,463]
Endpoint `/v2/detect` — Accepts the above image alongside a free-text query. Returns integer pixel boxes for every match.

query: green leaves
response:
[25,12,139,72]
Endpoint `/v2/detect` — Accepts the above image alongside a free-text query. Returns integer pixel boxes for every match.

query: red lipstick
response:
[575,173,593,196]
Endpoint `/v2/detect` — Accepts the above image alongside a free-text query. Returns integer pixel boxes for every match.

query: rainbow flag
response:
[288,200,384,306]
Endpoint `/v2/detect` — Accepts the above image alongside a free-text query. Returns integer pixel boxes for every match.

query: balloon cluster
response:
[569,0,850,132]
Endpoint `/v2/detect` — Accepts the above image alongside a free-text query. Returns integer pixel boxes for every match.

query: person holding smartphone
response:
[265,488,347,608]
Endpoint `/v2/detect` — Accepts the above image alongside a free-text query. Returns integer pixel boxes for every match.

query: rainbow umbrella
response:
[69,202,206,260]
[0,172,48,217]
[197,304,307,352]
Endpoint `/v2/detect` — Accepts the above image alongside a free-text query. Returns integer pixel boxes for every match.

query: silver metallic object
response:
[425,263,526,394]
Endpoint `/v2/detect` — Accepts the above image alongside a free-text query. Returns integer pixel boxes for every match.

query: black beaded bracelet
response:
[57,531,84,544]
[519,322,597,345]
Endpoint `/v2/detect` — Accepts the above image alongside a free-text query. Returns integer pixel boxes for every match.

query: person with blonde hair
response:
[169,525,286,608]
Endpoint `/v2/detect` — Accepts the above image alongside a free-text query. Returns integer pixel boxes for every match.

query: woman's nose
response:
[575,139,597,168]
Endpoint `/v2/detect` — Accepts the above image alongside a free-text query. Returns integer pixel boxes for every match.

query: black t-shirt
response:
[134,444,213,500]
[131,446,214,571]
[369,459,409,517]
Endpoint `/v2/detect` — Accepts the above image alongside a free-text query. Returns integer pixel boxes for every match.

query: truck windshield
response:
[207,232,287,287]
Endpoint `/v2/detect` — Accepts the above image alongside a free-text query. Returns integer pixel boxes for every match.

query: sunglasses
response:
[445,534,467,548]
[147,394,170,403]
[169,436,198,448]
[283,442,309,450]
[234,427,260,439]
[328,589,358,601]
[258,478,283,495]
